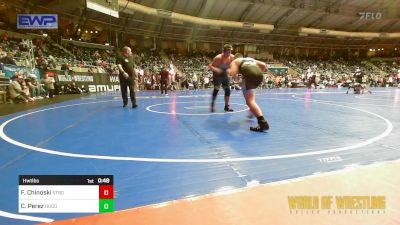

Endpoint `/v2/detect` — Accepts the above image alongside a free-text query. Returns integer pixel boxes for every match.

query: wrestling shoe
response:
[250,120,269,132]
[224,105,234,112]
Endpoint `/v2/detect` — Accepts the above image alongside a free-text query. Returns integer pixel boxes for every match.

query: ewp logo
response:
[17,14,58,29]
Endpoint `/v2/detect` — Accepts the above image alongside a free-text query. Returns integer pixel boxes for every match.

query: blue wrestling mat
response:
[0,88,399,224]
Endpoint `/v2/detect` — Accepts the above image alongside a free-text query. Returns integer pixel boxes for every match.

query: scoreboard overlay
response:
[18,175,114,213]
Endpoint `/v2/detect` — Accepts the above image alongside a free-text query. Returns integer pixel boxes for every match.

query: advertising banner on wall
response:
[49,70,120,93]
[1,65,40,78]
[2,64,30,77]
[17,14,58,29]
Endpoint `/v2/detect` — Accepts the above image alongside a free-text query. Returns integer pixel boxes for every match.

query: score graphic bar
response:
[18,175,114,213]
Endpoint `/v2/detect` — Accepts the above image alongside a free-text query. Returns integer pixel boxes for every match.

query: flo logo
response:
[17,14,58,29]
[359,12,382,20]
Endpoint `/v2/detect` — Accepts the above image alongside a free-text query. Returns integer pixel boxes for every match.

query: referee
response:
[117,46,137,108]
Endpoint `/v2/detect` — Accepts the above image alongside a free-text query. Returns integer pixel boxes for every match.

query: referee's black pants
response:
[120,80,136,105]
[161,80,168,94]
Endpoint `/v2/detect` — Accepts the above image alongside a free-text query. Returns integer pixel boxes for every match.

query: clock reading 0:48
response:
[98,178,111,184]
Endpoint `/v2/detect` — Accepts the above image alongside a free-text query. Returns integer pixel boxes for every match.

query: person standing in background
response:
[160,64,170,95]
[192,72,198,90]
[117,46,137,108]
[41,73,55,98]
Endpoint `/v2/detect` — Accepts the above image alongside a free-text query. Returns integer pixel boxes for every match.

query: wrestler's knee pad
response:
[224,88,231,97]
